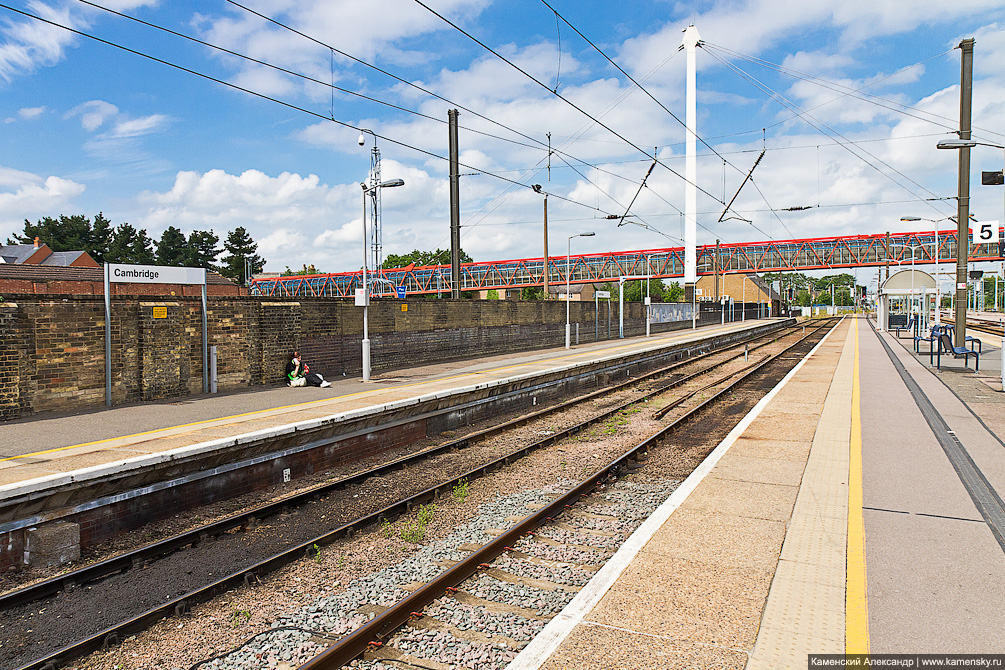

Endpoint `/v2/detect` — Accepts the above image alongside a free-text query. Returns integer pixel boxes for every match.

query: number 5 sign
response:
[972,220,1001,244]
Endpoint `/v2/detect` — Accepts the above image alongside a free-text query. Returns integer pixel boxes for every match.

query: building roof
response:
[0,243,100,267]
[547,284,590,295]
[39,250,98,267]
[747,274,782,301]
[881,269,936,293]
[0,244,44,264]
[696,273,782,301]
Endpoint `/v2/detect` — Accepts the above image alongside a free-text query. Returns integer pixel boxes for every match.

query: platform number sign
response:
[972,220,1000,245]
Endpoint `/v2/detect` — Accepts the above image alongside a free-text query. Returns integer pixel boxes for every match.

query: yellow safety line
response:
[846,316,870,654]
[2,322,750,464]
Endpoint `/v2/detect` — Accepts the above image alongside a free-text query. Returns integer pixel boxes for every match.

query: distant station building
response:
[694,273,781,315]
[0,237,100,268]
[548,284,595,301]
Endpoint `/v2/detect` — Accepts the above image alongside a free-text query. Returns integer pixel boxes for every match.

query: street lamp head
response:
[900,216,923,222]
[937,139,977,150]
[360,182,368,190]
[580,232,596,237]
[380,179,405,188]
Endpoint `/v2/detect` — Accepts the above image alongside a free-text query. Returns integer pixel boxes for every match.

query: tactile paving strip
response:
[746,325,853,670]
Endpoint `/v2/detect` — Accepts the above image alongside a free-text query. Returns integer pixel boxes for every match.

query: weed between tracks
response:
[399,504,438,543]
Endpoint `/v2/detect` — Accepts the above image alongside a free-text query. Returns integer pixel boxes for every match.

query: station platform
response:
[509,315,1005,669]
[0,318,779,495]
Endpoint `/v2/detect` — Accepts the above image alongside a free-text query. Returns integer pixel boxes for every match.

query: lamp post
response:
[566,232,594,349]
[936,138,1005,346]
[359,177,405,381]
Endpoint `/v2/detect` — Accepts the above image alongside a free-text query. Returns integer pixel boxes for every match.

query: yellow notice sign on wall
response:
[152,306,168,319]
[401,304,408,312]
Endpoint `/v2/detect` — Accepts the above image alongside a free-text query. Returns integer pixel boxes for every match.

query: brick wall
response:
[0,295,726,419]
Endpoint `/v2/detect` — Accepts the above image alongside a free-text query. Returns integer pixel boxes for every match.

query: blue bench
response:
[935,333,980,372]
[915,324,945,356]
[892,316,916,339]
[940,324,982,354]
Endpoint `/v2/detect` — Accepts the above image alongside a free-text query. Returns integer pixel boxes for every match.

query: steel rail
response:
[298,320,838,670]
[1,323,790,612]
[966,320,1004,336]
[15,323,806,670]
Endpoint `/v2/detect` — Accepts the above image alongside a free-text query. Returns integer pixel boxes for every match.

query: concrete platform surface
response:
[509,314,1005,670]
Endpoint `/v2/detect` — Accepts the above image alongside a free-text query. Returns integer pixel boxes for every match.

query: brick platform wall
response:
[0,295,724,418]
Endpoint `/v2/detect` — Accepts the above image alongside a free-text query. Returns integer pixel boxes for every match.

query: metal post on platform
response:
[201,281,208,394]
[448,109,462,299]
[104,263,111,407]
[742,274,746,321]
[619,277,625,338]
[210,345,218,394]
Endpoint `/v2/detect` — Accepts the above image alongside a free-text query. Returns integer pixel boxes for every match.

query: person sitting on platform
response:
[286,351,331,388]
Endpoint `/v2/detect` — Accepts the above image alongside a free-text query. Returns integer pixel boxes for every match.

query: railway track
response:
[2,319,836,670]
[967,319,1004,337]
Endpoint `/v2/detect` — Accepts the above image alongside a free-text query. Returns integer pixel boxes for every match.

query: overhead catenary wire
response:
[223,0,670,205]
[0,2,610,216]
[220,0,692,239]
[221,0,736,246]
[411,0,742,219]
[75,0,548,153]
[539,1,795,241]
[705,42,1005,143]
[703,45,954,219]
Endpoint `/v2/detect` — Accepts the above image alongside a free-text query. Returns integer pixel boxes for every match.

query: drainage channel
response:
[11,320,835,670]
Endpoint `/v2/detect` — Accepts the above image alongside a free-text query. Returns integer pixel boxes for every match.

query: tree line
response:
[761,271,862,306]
[7,214,266,284]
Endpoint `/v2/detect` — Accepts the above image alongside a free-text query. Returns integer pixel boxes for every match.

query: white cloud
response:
[0,167,86,237]
[0,1,159,81]
[63,103,172,170]
[18,105,45,119]
[67,100,119,131]
[195,0,492,101]
[106,114,170,139]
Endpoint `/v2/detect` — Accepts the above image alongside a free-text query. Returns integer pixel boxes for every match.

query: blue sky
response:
[2,0,1005,275]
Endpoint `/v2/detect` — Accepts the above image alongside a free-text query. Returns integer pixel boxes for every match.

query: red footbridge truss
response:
[250,230,1004,298]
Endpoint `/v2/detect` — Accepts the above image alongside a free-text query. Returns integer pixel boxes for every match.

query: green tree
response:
[8,213,114,262]
[220,227,266,284]
[107,223,139,263]
[183,229,221,270]
[155,226,188,267]
[664,281,685,302]
[89,213,113,264]
[521,286,544,300]
[129,229,156,265]
[382,248,472,269]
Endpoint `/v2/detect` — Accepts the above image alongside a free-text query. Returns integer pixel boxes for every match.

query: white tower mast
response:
[682,25,701,288]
